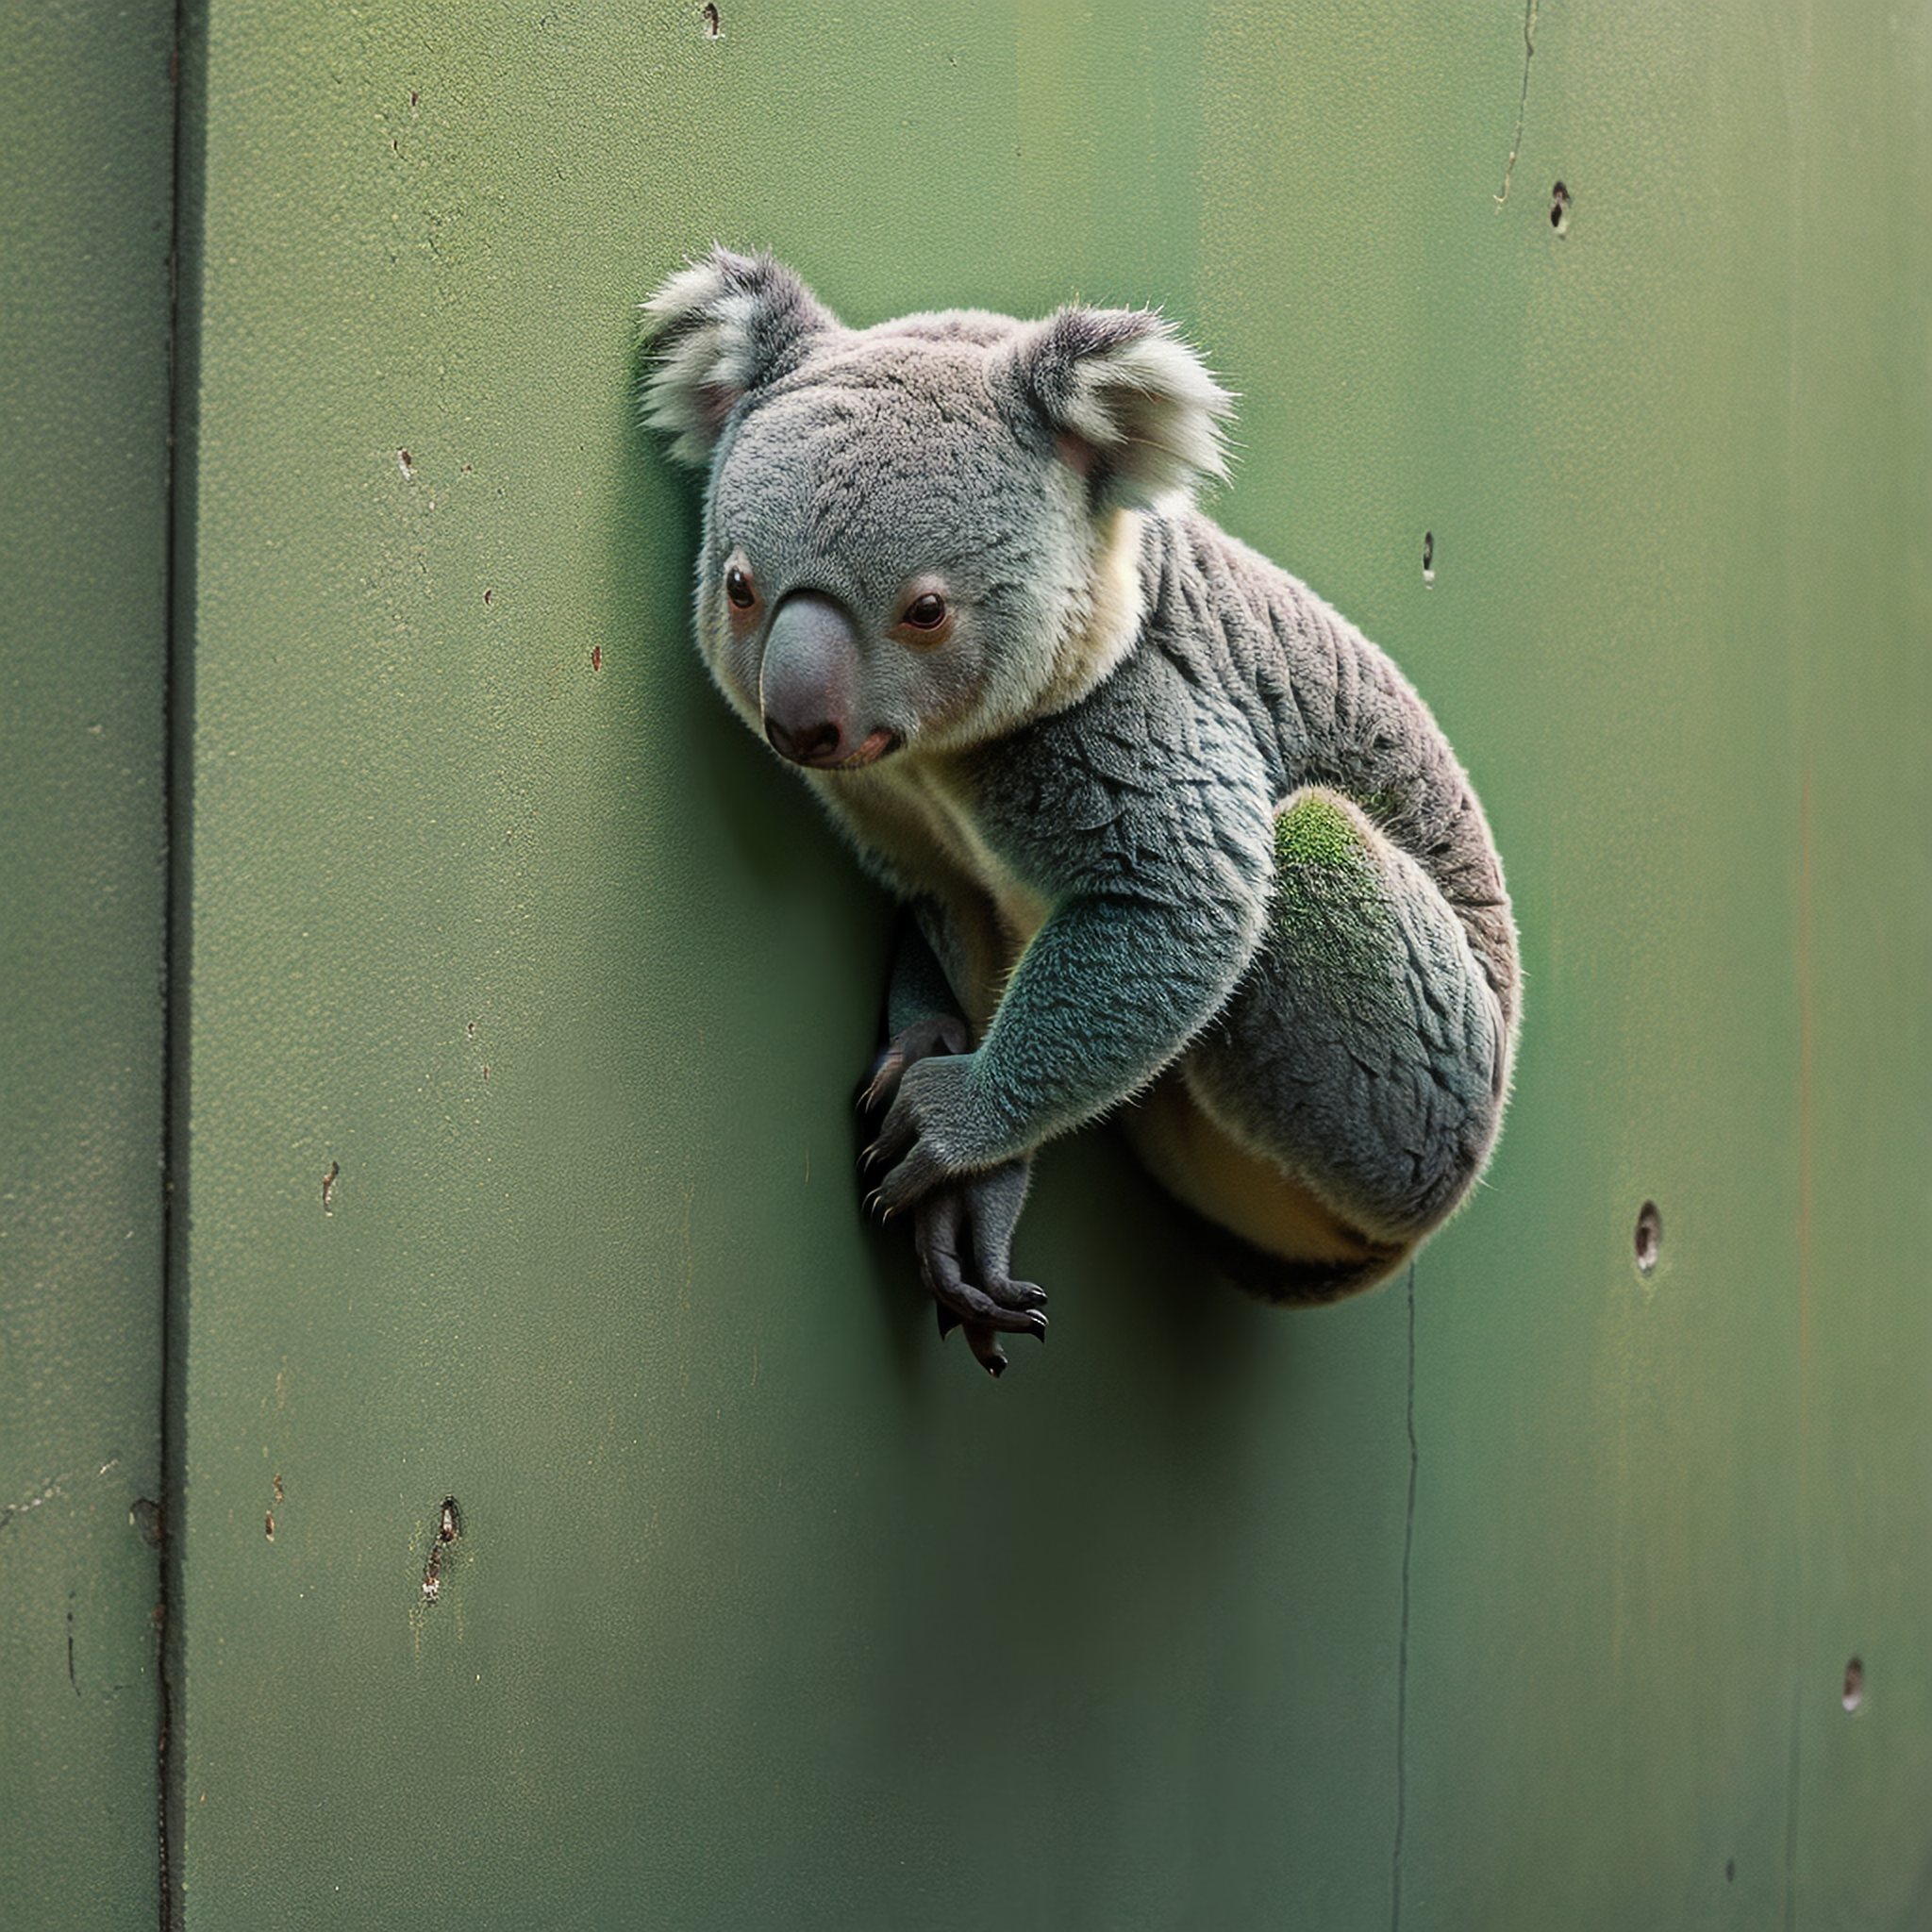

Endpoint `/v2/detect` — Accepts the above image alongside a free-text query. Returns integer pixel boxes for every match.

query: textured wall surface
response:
[7,2,1929,1926]
[0,4,177,1925]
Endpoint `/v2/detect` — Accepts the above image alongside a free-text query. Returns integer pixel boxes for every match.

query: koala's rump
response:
[1124,1068,1411,1291]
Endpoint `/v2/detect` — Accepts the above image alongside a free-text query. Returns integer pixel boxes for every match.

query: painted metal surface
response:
[148,0,1932,1924]
[0,5,177,1924]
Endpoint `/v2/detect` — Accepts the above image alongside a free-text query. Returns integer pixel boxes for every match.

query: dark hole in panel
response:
[1634,1199,1662,1274]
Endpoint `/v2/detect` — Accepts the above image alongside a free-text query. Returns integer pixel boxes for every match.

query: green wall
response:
[4,3,1929,1925]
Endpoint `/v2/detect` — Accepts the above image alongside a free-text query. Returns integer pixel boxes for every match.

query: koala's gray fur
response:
[643,249,1518,1374]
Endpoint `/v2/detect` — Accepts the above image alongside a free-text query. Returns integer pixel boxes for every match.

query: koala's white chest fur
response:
[828,757,1050,1031]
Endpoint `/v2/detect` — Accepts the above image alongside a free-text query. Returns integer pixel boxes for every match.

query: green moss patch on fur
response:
[1273,791,1370,872]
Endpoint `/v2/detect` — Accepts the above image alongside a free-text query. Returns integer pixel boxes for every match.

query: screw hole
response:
[1842,1657,1864,1711]
[1633,1200,1661,1274]
[1422,530,1435,588]
[1550,181,1572,235]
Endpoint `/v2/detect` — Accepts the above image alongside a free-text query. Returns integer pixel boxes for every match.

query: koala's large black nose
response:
[761,591,863,770]
[765,716,843,765]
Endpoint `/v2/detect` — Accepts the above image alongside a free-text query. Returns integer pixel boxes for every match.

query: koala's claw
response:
[938,1306,1021,1377]
[870,1136,949,1219]
[862,1014,972,1119]
[969,1330,1008,1377]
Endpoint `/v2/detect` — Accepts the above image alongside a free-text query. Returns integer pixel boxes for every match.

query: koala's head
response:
[641,249,1231,773]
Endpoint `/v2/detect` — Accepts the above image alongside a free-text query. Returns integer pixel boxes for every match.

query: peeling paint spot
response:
[323,1161,339,1215]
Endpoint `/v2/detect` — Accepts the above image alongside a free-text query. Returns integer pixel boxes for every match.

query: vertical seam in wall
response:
[1783,1675,1801,1932]
[1390,1262,1419,1932]
[155,0,183,1905]
[1785,758,1814,1932]
[157,1,207,1924]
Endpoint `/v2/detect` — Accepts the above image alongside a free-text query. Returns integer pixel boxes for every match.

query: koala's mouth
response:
[828,727,901,771]
[763,718,901,772]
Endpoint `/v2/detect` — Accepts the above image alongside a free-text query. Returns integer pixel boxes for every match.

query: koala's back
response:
[1135,510,1517,1027]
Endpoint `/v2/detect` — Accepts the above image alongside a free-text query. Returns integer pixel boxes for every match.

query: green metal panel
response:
[161,2,1929,1927]
[0,4,177,1925]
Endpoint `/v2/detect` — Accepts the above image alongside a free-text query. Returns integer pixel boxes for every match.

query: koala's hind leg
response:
[1140,787,1507,1299]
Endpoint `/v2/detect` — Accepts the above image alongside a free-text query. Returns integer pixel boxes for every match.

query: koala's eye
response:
[725,566,758,610]
[902,593,947,630]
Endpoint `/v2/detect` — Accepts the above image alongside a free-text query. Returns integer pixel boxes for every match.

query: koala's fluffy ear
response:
[641,248,840,465]
[1008,308,1234,507]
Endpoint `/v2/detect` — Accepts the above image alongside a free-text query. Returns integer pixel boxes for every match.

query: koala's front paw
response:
[912,1167,1047,1377]
[860,1021,1045,1376]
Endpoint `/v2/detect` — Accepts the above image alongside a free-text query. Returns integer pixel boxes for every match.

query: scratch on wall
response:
[1494,0,1541,206]
[2,1472,72,1532]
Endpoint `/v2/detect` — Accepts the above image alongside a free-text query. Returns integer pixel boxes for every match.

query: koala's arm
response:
[871,673,1276,1206]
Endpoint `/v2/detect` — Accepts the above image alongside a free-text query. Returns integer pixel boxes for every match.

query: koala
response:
[643,249,1518,1375]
